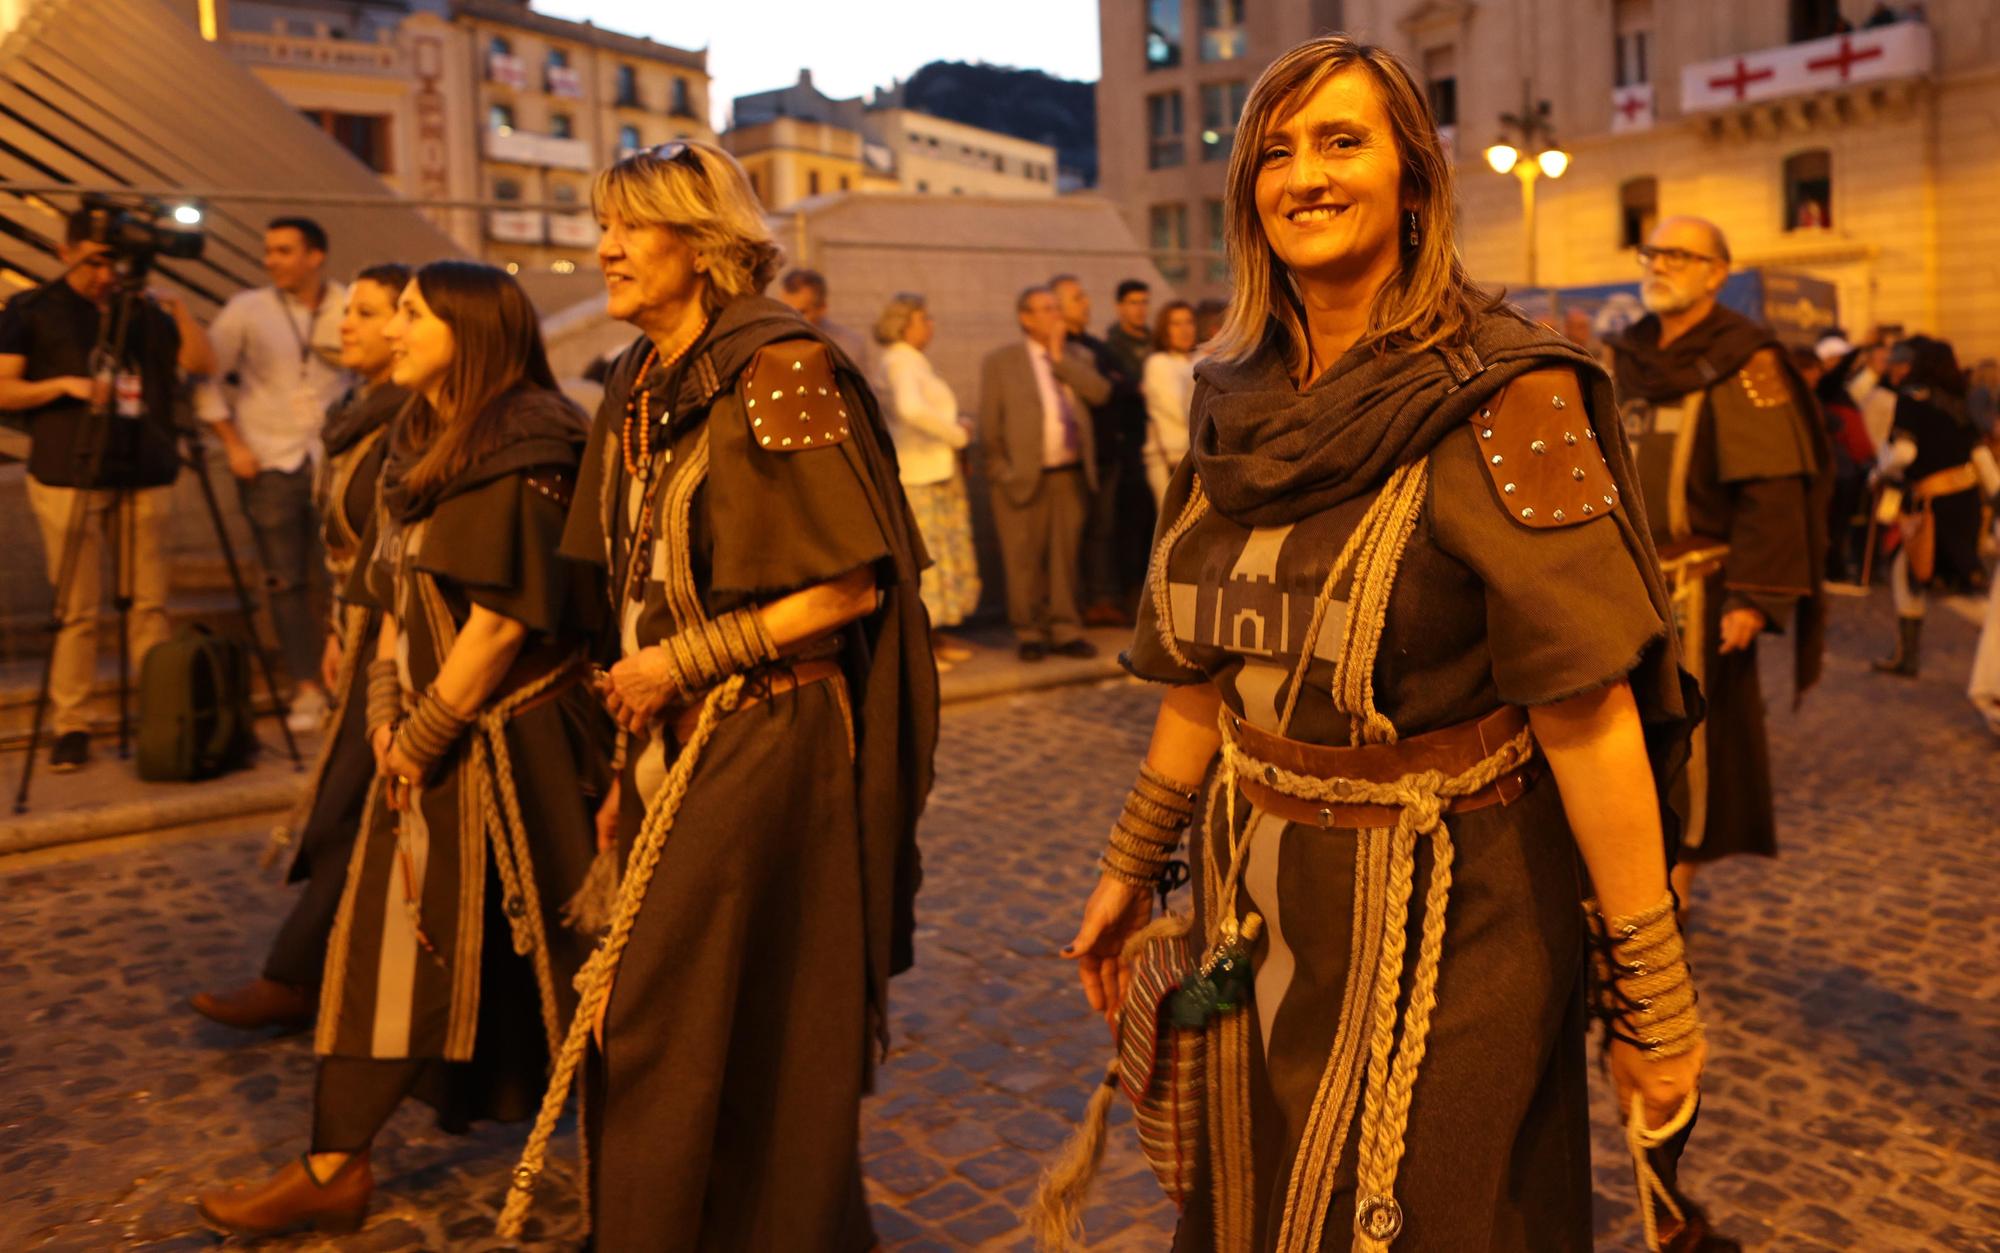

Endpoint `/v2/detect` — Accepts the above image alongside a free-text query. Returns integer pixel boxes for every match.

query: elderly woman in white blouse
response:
[1140,298,1198,507]
[877,292,979,666]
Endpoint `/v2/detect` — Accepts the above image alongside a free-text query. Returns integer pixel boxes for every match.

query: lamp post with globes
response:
[1483,79,1570,293]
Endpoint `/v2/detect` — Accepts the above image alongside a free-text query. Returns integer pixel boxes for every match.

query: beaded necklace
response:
[618,316,708,481]
[618,318,707,602]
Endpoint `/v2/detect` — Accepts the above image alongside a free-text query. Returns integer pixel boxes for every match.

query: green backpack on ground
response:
[135,623,257,782]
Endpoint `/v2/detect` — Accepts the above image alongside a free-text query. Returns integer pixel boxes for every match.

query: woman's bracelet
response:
[1584,892,1705,1060]
[1096,762,1203,890]
[365,659,402,736]
[658,607,779,696]
[389,683,475,778]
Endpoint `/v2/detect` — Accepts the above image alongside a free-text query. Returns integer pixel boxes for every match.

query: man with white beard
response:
[1608,215,1829,920]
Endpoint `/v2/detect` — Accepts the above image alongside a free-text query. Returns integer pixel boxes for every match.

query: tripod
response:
[13,263,301,813]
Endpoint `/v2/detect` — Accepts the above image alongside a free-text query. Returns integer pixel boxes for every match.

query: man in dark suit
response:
[978,285,1112,661]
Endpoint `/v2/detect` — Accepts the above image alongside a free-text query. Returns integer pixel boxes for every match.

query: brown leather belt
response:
[1230,705,1541,830]
[670,658,844,741]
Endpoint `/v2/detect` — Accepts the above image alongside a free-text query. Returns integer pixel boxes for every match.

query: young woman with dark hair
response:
[196,261,603,1237]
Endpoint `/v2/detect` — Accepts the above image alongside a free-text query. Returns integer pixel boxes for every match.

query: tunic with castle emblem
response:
[1122,315,1693,1251]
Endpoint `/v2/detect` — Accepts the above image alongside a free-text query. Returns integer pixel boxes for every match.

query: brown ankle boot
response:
[190,978,315,1031]
[197,1152,372,1237]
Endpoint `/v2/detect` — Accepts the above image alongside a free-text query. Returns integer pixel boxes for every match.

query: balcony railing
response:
[1680,21,1933,114]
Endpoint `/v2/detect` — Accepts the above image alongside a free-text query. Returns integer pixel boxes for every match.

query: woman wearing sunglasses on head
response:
[498,140,938,1251]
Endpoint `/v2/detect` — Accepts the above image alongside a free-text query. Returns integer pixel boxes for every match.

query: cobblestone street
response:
[1,592,1995,1251]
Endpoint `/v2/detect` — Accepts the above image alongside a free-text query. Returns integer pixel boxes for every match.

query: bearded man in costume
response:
[1609,216,1828,912]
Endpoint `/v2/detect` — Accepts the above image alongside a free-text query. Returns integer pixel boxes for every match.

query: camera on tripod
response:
[78,192,206,271]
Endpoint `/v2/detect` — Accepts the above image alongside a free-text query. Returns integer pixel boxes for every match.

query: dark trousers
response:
[312,1056,423,1153]
[262,688,373,987]
[991,467,1088,646]
[236,464,325,688]
[1080,433,1154,609]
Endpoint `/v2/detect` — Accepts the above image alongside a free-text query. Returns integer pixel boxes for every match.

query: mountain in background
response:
[891,60,1097,189]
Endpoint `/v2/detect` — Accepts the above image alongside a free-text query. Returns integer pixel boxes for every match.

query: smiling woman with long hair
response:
[196,261,603,1238]
[1044,37,1717,1252]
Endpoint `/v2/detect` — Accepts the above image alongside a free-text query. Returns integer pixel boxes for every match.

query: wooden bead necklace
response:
[618,316,709,481]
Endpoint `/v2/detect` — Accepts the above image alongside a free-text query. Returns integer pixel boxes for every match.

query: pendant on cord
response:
[1168,912,1263,1028]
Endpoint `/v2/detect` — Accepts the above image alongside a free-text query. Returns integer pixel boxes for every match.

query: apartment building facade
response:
[1097,0,2000,357]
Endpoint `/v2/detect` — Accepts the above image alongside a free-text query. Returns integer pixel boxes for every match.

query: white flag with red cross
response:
[1680,22,1933,114]
[1611,84,1654,133]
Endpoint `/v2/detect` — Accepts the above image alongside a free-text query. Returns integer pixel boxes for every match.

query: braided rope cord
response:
[496,674,747,1239]
[1146,476,1210,673]
[1627,1089,1697,1251]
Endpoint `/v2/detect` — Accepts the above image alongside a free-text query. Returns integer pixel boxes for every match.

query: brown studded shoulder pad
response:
[1732,348,1793,412]
[740,339,853,453]
[1468,366,1621,528]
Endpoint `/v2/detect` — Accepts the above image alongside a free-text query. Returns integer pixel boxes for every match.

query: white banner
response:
[488,210,545,243]
[1611,83,1654,133]
[1681,22,1933,114]
[547,213,599,248]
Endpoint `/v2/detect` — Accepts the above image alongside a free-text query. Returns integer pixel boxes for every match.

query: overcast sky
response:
[529,1,1103,129]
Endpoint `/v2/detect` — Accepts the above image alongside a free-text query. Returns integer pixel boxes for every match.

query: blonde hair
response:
[1208,36,1494,372]
[873,291,927,346]
[591,141,782,311]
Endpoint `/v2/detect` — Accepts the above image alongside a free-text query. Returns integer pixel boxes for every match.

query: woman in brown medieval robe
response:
[196,261,601,1238]
[1055,39,1720,1253]
[495,141,937,1251]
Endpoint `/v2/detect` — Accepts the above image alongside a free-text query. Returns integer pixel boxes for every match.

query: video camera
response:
[78,192,205,270]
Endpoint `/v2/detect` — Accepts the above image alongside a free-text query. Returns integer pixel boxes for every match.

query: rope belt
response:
[1217,706,1539,1252]
[1229,705,1540,830]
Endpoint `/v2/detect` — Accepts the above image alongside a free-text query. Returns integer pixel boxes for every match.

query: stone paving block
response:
[903,1178,985,1221]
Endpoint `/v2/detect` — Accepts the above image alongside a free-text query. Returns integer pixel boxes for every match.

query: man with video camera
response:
[0,207,213,772]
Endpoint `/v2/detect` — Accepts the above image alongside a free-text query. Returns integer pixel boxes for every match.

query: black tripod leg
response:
[184,442,303,769]
[113,490,132,760]
[13,486,98,813]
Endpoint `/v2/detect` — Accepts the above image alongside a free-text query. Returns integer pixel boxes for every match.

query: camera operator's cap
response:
[1815,334,1852,363]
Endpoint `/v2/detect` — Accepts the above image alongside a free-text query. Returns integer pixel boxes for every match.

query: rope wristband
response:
[365,658,402,737]
[1585,892,1705,1060]
[390,683,475,777]
[1097,763,1202,890]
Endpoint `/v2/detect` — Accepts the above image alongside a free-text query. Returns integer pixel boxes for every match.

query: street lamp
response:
[1482,80,1569,291]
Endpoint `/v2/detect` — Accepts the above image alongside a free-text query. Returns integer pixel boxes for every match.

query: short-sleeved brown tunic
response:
[1125,323,1687,1251]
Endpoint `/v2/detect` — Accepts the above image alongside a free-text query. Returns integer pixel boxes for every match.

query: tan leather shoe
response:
[197,1152,372,1238]
[190,978,315,1031]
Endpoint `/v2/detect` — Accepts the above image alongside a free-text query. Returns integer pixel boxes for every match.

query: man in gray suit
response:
[978,285,1112,661]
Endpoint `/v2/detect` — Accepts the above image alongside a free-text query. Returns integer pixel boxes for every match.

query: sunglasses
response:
[648,141,704,176]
